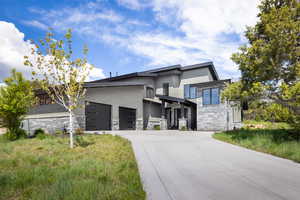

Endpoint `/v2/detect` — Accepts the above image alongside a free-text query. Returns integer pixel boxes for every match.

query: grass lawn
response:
[213,121,300,163]
[0,134,145,200]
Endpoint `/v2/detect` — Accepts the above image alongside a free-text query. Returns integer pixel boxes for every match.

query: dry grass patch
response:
[0,134,145,200]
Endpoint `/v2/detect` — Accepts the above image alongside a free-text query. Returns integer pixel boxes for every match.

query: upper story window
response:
[184,84,197,99]
[203,88,220,105]
[146,87,154,98]
[163,83,169,96]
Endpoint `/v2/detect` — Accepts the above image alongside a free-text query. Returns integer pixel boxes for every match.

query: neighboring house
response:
[23,62,242,133]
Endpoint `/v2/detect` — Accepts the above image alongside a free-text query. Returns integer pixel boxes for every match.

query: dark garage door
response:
[86,102,111,131]
[119,107,136,130]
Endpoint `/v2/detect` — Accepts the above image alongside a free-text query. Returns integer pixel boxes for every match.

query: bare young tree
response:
[24,29,93,148]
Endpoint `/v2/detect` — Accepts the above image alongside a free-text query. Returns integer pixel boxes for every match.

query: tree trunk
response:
[69,110,74,148]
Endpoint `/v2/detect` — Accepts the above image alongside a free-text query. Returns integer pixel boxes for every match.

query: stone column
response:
[160,100,167,130]
[179,103,187,130]
[161,100,165,119]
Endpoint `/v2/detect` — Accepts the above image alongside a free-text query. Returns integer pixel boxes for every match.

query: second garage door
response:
[119,107,136,130]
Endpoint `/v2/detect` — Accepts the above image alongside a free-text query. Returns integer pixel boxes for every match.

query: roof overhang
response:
[156,94,196,106]
[190,79,231,88]
[84,82,144,88]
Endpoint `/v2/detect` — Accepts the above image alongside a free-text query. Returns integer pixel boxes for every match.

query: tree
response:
[0,69,35,140]
[230,0,300,128]
[24,29,93,148]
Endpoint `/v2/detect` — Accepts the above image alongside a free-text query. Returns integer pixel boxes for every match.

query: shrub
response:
[5,128,27,141]
[5,131,18,141]
[34,128,45,136]
[153,125,160,130]
[0,69,35,141]
[75,136,93,147]
[75,128,84,135]
[180,126,187,131]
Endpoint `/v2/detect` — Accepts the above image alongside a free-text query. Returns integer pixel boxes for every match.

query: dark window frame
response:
[202,87,220,105]
[146,87,155,98]
[163,83,169,96]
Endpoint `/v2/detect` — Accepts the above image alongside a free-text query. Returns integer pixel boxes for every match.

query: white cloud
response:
[27,0,260,78]
[22,20,48,30]
[86,65,106,81]
[0,21,105,82]
[0,21,34,80]
[117,0,149,10]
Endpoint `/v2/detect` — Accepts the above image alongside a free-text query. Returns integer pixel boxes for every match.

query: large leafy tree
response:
[24,29,93,148]
[0,69,35,140]
[229,0,300,127]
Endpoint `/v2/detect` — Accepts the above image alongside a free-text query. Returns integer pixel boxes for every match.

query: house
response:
[23,62,242,133]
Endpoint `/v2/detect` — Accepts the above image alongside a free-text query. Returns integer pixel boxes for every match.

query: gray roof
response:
[84,82,145,88]
[28,104,67,115]
[89,62,219,84]
[190,79,231,88]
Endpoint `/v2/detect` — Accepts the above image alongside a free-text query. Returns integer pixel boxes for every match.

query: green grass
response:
[0,134,145,200]
[243,120,292,129]
[213,123,300,163]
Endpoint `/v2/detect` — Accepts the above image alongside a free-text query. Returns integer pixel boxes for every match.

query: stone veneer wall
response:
[196,97,242,131]
[197,97,228,131]
[23,113,85,135]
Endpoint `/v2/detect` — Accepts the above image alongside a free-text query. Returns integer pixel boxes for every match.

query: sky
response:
[0,0,261,83]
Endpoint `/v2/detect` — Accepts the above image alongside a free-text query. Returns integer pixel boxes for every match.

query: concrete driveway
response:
[113,130,300,200]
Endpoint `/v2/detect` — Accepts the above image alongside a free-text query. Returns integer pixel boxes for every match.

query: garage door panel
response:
[119,107,136,130]
[86,102,111,131]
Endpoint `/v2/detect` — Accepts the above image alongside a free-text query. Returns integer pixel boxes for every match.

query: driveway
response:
[113,130,300,200]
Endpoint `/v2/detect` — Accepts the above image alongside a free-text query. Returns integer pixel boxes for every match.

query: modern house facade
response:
[23,62,242,133]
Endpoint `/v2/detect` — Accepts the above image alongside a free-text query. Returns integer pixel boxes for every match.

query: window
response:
[184,84,197,99]
[184,85,190,98]
[190,87,196,99]
[163,83,169,96]
[203,88,220,105]
[146,87,154,98]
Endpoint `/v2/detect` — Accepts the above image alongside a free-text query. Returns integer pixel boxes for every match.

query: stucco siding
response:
[178,68,213,98]
[110,77,155,88]
[85,86,145,130]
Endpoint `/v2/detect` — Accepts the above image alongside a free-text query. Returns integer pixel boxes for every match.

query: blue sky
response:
[0,0,260,82]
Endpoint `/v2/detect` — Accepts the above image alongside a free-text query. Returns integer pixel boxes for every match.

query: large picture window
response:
[203,88,220,105]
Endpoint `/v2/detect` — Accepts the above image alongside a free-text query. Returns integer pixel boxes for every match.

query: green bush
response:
[75,136,93,147]
[34,128,45,136]
[5,128,27,141]
[33,128,46,140]
[180,126,187,131]
[153,125,160,130]
[0,69,35,141]
[5,131,18,141]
